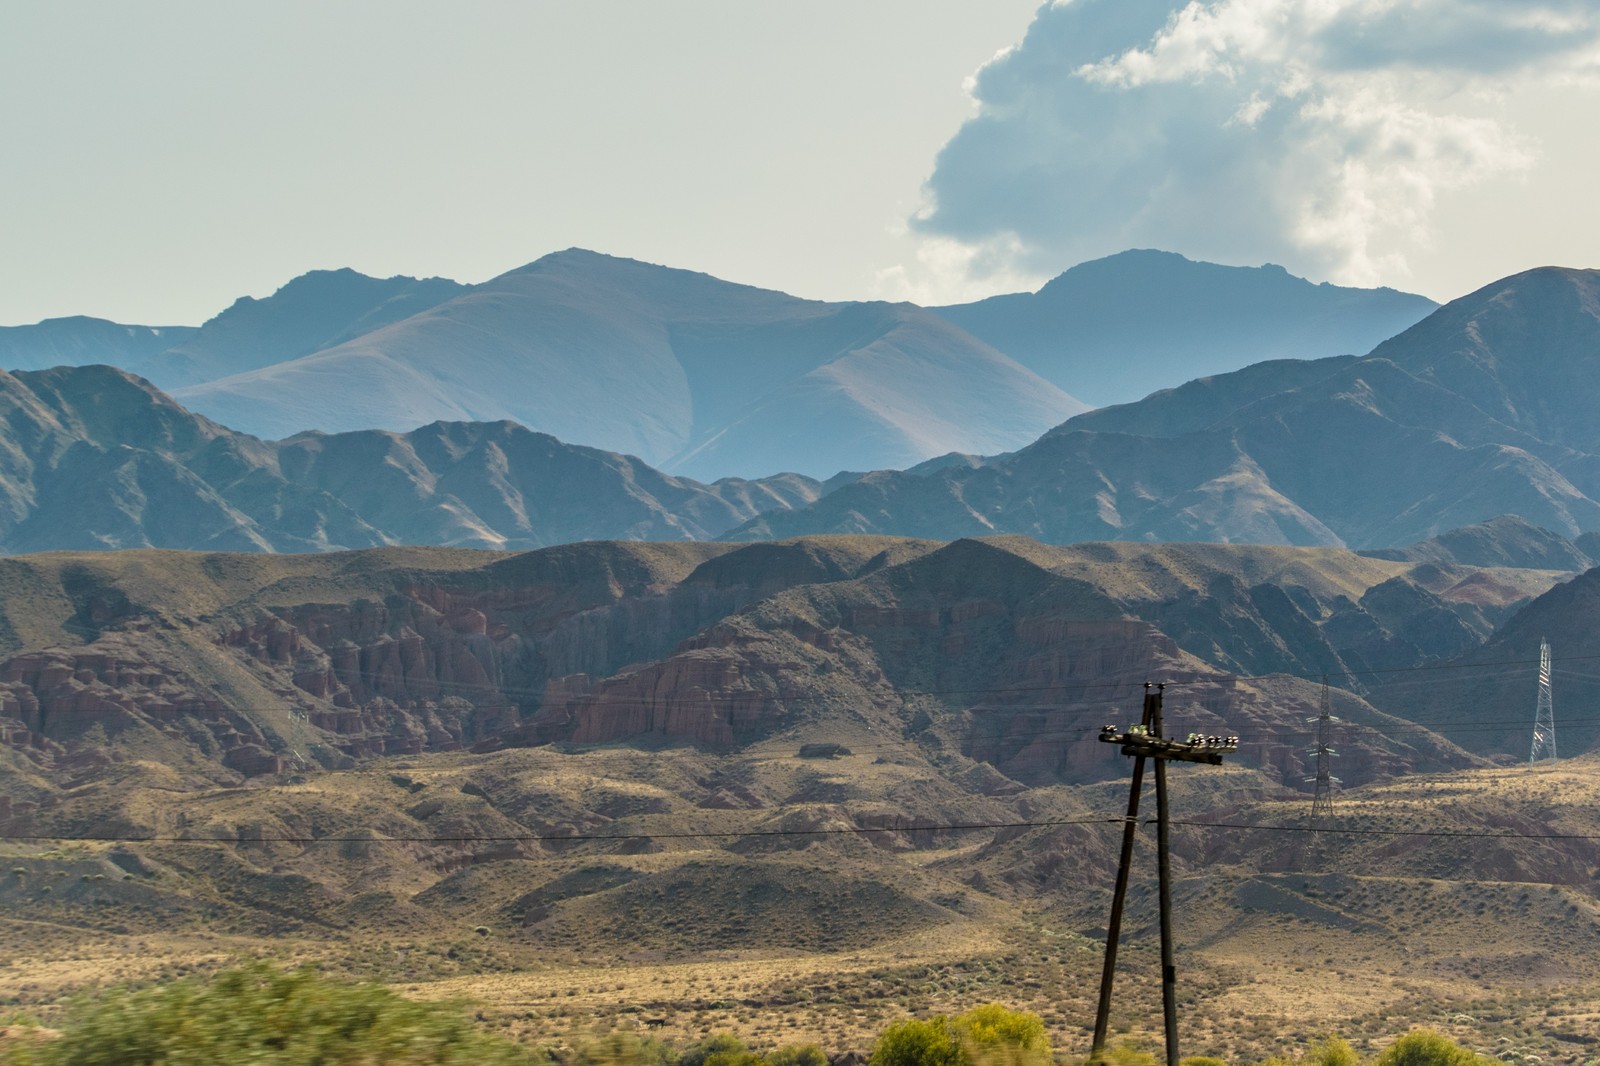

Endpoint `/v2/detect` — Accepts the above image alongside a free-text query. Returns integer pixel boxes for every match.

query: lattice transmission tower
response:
[1531,638,1557,762]
[1309,675,1338,828]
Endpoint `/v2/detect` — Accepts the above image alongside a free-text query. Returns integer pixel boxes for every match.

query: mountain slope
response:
[0,316,198,374]
[740,267,1600,549]
[139,268,467,388]
[0,269,462,386]
[933,249,1437,407]
[0,534,1542,791]
[0,365,821,554]
[1361,514,1597,571]
[170,251,1087,479]
[1368,564,1600,759]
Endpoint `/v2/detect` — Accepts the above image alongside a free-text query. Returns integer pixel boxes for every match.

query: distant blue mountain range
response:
[0,249,1433,481]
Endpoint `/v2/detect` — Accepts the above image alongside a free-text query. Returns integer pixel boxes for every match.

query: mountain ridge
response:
[2,248,1440,483]
[0,364,823,554]
[741,266,1600,549]
[167,250,1087,479]
[933,249,1438,407]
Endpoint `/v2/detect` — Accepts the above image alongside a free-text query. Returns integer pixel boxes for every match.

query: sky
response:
[4,0,1599,326]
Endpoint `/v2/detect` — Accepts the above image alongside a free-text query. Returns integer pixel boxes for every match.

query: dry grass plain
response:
[11,750,1600,1063]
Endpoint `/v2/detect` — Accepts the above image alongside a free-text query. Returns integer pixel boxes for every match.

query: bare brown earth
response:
[0,536,1594,1061]
[9,749,1600,1062]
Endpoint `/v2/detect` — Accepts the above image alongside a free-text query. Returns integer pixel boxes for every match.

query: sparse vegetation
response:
[0,964,534,1065]
[7,546,1600,1065]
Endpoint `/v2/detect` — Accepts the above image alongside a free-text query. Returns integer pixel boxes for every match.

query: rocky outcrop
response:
[0,535,1529,787]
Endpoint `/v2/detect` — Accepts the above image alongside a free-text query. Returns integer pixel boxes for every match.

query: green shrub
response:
[680,1034,751,1066]
[1180,1057,1230,1066]
[871,1006,1049,1066]
[952,1005,1048,1066]
[3,963,533,1065]
[768,1045,827,1066]
[1375,1031,1495,1066]
[870,1017,963,1066]
[1307,1037,1360,1066]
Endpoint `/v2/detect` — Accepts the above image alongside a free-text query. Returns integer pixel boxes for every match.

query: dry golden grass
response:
[13,736,1600,1062]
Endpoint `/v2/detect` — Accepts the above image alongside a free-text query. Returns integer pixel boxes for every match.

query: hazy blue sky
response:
[4,0,1598,325]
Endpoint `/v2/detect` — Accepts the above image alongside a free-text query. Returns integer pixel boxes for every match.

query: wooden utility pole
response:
[1090,684,1237,1066]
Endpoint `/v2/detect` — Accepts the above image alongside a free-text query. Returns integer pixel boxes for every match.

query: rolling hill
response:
[3,535,1599,1062]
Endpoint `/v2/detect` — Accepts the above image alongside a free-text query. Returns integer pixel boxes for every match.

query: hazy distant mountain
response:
[0,365,821,554]
[140,268,467,388]
[168,251,1086,480]
[5,249,1439,485]
[737,266,1600,549]
[0,270,461,386]
[0,316,198,374]
[933,249,1438,407]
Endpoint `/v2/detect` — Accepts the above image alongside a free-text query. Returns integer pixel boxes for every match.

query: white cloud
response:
[904,0,1600,293]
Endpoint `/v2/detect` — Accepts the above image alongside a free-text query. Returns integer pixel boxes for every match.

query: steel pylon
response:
[1309,675,1338,829]
[1531,638,1556,762]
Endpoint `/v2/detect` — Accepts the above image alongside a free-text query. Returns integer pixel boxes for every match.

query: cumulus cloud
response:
[905,0,1600,293]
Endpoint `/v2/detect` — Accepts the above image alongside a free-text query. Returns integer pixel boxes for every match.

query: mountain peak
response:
[1364,264,1600,453]
[207,267,460,321]
[933,248,1438,408]
[1037,249,1343,300]
[494,248,792,303]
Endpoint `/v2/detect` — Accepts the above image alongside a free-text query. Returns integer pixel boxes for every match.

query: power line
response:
[12,701,1592,773]
[0,815,1119,845]
[11,813,1600,846]
[18,646,1561,714]
[1165,818,1600,841]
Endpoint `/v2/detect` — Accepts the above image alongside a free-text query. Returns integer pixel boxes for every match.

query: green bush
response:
[870,1006,1049,1066]
[1180,1057,1230,1066]
[680,1034,750,1066]
[1307,1037,1360,1066]
[768,1045,828,1066]
[870,1017,964,1066]
[952,1006,1049,1066]
[0,963,533,1065]
[1375,1031,1495,1066]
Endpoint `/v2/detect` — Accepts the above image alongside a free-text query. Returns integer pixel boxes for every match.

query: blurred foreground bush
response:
[0,963,534,1066]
